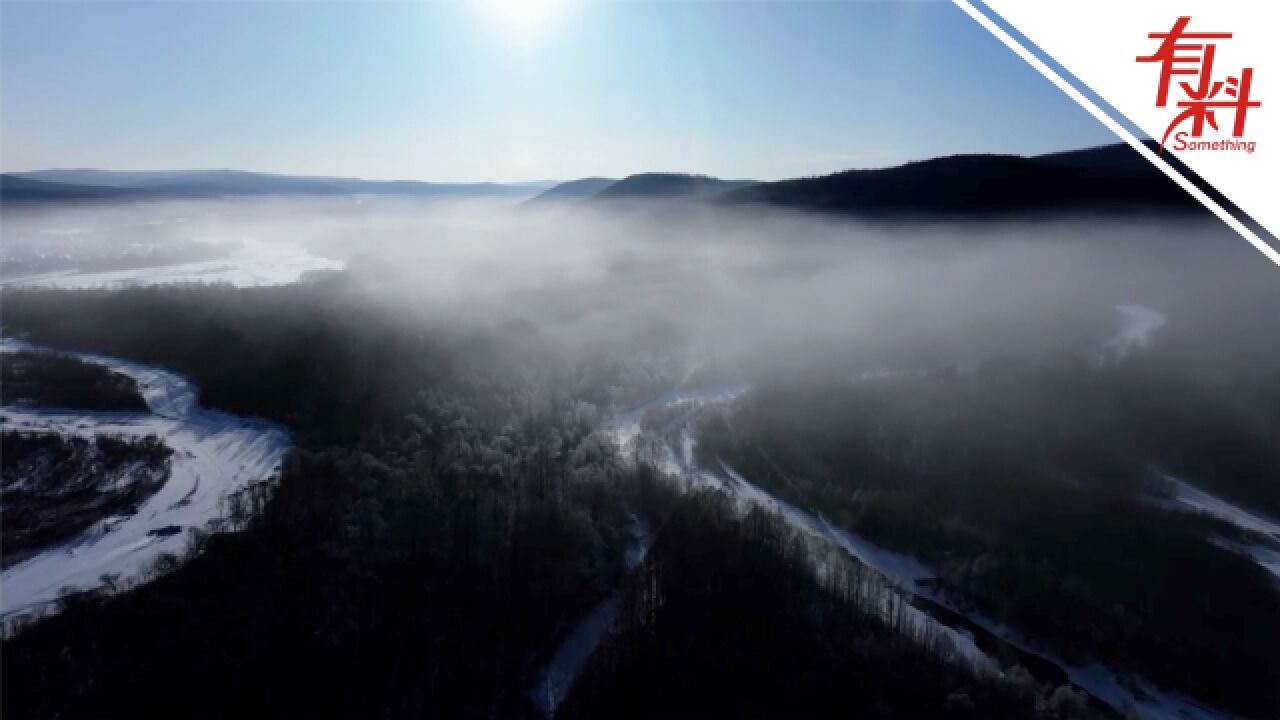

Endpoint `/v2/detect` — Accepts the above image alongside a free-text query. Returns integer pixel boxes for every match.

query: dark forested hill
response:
[721,145,1202,218]
[593,173,757,200]
[527,176,617,203]
[553,143,1207,219]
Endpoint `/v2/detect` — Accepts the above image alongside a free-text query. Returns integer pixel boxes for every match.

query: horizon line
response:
[2,139,1142,188]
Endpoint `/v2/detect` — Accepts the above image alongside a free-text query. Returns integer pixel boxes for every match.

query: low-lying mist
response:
[5,198,1277,384]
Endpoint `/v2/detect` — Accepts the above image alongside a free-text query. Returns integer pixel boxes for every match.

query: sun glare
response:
[476,0,571,42]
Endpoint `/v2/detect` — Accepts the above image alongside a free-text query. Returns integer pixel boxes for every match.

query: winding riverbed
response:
[0,337,290,620]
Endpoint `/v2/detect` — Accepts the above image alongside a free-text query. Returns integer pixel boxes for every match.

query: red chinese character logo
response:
[1137,17,1260,152]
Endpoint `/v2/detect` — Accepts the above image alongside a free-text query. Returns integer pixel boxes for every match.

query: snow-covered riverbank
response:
[0,338,290,621]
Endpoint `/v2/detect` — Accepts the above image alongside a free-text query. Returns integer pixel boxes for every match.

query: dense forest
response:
[560,491,1091,720]
[1,350,148,411]
[694,356,1280,718]
[1,278,1067,719]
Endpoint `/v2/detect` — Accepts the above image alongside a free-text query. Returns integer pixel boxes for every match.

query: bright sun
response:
[476,0,571,42]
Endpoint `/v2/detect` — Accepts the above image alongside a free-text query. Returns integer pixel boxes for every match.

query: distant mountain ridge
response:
[6,143,1212,218]
[527,143,1208,218]
[2,169,553,204]
[721,140,1222,217]
[722,147,1202,217]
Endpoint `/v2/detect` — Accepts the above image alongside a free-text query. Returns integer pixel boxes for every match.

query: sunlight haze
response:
[1,0,1118,182]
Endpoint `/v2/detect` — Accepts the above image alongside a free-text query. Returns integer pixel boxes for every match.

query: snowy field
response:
[0,338,290,620]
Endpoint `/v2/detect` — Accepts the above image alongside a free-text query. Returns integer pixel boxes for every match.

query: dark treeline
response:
[2,432,171,566]
[0,279,703,446]
[695,354,1280,718]
[1,351,148,411]
[2,282,454,444]
[560,491,1078,720]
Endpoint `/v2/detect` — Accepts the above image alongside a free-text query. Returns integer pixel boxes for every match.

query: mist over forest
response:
[4,0,1275,714]
[2,195,1279,720]
[8,197,1273,368]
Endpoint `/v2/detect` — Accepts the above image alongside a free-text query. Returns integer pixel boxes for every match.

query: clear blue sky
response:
[1,0,1118,182]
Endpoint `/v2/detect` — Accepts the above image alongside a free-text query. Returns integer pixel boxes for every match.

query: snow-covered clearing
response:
[0,338,290,621]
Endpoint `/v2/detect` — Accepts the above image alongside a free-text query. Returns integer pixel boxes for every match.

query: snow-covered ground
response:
[1156,475,1280,582]
[0,338,290,620]
[2,238,340,289]
[1162,476,1280,541]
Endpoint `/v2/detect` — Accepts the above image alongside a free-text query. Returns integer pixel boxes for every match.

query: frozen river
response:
[0,338,290,620]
